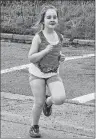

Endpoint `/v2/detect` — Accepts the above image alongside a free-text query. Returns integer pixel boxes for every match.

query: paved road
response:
[1,41,95,101]
[1,41,95,138]
[1,96,95,138]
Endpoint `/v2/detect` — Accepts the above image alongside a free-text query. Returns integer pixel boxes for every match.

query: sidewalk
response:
[1,93,95,138]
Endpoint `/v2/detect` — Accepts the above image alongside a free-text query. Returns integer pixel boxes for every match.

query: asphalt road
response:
[1,41,95,100]
[1,41,95,138]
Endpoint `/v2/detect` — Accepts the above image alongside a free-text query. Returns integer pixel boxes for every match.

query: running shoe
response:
[43,95,52,116]
[29,125,41,138]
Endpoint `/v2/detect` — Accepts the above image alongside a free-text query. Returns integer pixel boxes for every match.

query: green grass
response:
[1,0,95,39]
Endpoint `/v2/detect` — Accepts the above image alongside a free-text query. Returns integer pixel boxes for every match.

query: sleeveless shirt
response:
[29,30,63,78]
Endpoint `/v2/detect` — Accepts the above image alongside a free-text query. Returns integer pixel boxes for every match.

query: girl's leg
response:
[29,75,46,126]
[46,75,66,105]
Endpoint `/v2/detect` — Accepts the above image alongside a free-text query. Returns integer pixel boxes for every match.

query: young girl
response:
[28,5,66,138]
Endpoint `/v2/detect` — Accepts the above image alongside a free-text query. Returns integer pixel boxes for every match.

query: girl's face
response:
[43,9,58,29]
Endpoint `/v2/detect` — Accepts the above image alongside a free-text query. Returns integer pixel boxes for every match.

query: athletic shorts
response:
[29,74,62,85]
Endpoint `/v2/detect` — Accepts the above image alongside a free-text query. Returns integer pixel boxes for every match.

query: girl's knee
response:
[52,95,66,105]
[34,99,45,109]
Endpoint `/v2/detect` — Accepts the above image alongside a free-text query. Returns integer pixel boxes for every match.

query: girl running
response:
[28,4,66,138]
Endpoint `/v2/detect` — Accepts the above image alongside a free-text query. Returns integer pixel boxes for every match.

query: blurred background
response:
[1,0,95,40]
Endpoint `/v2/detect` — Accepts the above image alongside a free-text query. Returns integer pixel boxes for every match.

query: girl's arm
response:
[28,34,49,63]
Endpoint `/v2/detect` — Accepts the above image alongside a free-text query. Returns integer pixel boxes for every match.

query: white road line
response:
[1,92,95,103]
[65,54,95,60]
[1,64,31,74]
[1,92,34,101]
[72,93,95,103]
[1,54,95,74]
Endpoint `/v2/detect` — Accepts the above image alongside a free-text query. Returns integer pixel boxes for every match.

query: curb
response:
[1,33,33,44]
[1,33,95,46]
[73,39,95,46]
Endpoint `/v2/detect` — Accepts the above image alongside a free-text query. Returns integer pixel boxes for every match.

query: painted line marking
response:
[65,54,95,60]
[1,92,95,104]
[1,54,95,74]
[1,92,34,101]
[1,64,31,74]
[72,93,95,103]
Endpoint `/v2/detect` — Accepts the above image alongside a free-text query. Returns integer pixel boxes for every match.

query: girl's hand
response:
[45,45,54,53]
[59,52,65,62]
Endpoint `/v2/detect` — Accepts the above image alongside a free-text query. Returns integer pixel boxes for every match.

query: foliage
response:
[1,0,95,39]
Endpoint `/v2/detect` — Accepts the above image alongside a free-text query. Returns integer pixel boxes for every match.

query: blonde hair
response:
[35,4,58,30]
